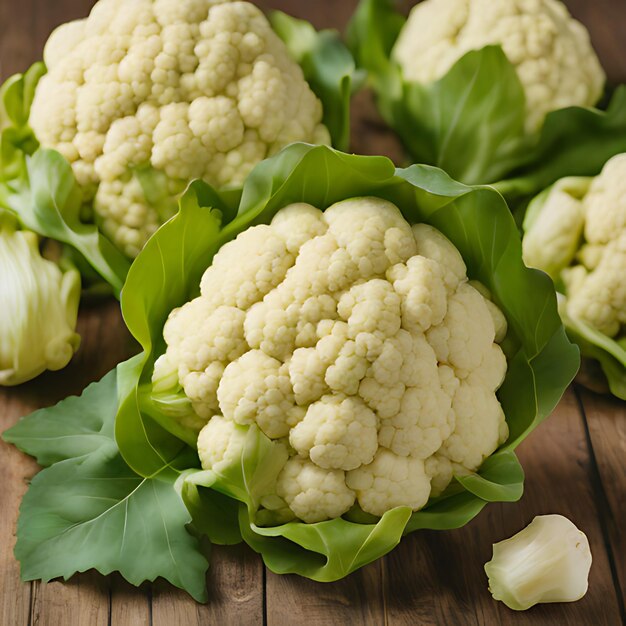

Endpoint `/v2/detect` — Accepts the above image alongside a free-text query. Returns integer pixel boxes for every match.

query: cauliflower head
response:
[0,218,81,386]
[523,153,626,340]
[157,198,509,522]
[392,0,604,132]
[29,0,330,257]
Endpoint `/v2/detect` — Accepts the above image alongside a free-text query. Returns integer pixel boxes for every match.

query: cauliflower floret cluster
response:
[29,0,329,257]
[523,154,626,340]
[392,0,604,132]
[156,198,509,522]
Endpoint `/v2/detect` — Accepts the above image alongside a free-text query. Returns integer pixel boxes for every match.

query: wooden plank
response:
[577,389,626,610]
[265,561,385,626]
[384,390,623,625]
[109,576,151,626]
[151,545,264,626]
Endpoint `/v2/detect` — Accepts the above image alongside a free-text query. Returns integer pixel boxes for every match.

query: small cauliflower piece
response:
[197,414,249,474]
[290,395,378,470]
[393,0,605,132]
[346,449,431,517]
[30,0,330,257]
[485,515,592,611]
[0,221,81,386]
[155,199,510,523]
[276,457,355,523]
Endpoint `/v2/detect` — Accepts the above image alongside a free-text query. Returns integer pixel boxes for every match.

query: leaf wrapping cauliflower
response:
[523,154,626,340]
[29,0,330,257]
[392,0,604,131]
[156,198,509,522]
[0,217,81,385]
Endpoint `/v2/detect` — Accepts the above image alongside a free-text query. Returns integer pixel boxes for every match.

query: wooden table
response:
[1,1,625,624]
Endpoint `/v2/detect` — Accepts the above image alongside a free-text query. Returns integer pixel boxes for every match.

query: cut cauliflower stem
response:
[392,0,604,132]
[523,154,626,340]
[29,0,330,257]
[156,198,510,522]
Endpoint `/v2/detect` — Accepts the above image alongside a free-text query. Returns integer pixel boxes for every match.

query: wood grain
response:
[577,389,626,609]
[1,1,626,625]
[266,560,385,626]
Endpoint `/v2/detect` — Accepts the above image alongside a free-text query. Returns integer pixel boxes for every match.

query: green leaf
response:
[178,470,243,546]
[3,364,210,602]
[2,149,130,295]
[242,506,412,581]
[455,450,524,502]
[16,455,209,602]
[349,0,626,200]
[0,63,45,182]
[119,142,577,580]
[272,11,359,152]
[117,181,229,477]
[2,370,117,465]
[562,307,626,401]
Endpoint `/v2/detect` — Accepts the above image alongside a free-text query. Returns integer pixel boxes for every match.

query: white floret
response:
[270,203,328,254]
[393,0,605,131]
[346,449,431,517]
[427,282,496,378]
[439,382,509,470]
[197,414,248,474]
[412,223,467,291]
[387,256,448,333]
[200,225,294,310]
[338,279,402,339]
[218,350,304,439]
[378,385,453,459]
[290,395,378,471]
[276,457,355,523]
[324,197,418,275]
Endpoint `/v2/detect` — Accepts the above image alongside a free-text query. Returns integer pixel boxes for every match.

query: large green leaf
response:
[116,143,578,580]
[2,365,210,602]
[117,181,232,477]
[271,11,360,152]
[348,0,626,201]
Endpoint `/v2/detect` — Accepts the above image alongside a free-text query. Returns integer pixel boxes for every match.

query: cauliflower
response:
[0,218,81,386]
[392,0,605,131]
[156,198,509,521]
[29,0,330,257]
[523,154,626,340]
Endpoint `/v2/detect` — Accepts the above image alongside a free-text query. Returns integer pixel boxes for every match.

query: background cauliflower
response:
[523,154,626,398]
[155,197,509,522]
[392,0,604,132]
[524,154,626,339]
[29,0,330,257]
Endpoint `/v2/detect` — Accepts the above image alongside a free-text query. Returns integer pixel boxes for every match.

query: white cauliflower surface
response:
[156,198,510,522]
[30,0,330,257]
[523,154,626,340]
[392,0,605,132]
